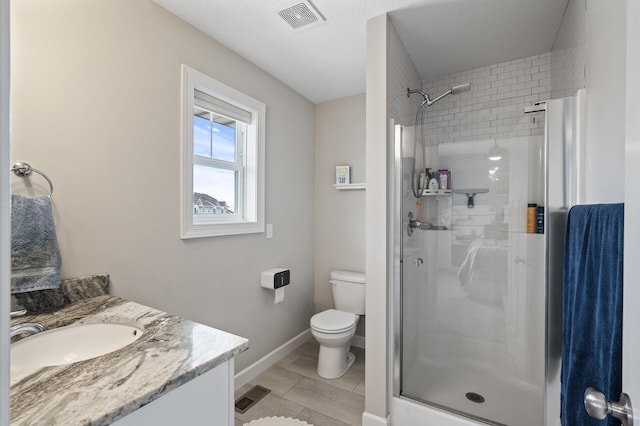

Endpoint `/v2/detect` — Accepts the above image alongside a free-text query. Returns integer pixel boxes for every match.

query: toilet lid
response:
[310,309,357,333]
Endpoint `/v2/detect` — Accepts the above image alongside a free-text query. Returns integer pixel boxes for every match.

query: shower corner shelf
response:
[333,183,366,190]
[421,189,451,196]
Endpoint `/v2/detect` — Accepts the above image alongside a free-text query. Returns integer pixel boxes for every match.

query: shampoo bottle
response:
[527,203,537,233]
[428,172,439,190]
[536,206,545,234]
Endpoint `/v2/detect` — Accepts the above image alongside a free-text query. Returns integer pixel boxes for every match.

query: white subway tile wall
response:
[419,52,551,146]
[386,0,585,145]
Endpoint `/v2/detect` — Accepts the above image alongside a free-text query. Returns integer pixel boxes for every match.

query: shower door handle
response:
[584,387,634,426]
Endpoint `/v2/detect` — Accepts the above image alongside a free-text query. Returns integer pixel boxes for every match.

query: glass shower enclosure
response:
[392,96,578,425]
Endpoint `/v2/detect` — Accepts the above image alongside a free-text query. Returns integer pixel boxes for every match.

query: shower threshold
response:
[398,393,507,426]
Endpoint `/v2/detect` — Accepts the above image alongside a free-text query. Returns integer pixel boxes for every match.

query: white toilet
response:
[310,270,365,379]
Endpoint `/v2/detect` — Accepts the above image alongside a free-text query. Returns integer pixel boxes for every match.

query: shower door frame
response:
[389,94,581,425]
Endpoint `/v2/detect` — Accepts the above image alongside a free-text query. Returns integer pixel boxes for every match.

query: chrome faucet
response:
[10,309,27,318]
[10,322,45,338]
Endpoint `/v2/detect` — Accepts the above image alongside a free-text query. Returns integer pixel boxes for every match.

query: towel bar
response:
[11,161,53,198]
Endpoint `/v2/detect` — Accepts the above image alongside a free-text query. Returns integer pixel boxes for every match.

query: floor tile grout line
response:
[280,361,363,396]
[244,341,364,425]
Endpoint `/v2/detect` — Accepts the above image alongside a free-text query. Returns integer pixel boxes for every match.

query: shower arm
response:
[406,88,438,106]
[407,83,471,107]
[425,90,452,106]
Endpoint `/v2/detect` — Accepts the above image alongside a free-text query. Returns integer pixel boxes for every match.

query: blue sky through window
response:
[193,114,238,211]
[194,166,236,212]
[193,115,236,161]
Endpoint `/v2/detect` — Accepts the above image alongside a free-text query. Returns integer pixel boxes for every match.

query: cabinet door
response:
[112,360,233,426]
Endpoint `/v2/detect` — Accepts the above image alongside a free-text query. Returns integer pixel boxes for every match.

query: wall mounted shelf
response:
[333,183,366,190]
[421,189,451,196]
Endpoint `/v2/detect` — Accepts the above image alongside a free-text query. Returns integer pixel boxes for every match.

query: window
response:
[181,65,265,238]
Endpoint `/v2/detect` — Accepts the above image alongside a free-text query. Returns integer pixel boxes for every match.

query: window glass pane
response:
[193,165,237,216]
[211,119,236,162]
[193,112,212,157]
[193,108,237,163]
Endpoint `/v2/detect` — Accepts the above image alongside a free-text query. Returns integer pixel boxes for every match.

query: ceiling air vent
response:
[275,0,325,29]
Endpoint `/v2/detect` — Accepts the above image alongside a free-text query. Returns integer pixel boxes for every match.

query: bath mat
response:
[244,417,313,426]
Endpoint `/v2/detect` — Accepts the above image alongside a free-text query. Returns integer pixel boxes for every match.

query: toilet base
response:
[317,346,356,379]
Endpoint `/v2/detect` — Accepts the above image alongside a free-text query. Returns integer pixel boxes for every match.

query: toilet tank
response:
[330,270,365,315]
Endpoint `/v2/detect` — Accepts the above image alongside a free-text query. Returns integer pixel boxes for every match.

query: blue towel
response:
[561,203,624,425]
[11,194,62,293]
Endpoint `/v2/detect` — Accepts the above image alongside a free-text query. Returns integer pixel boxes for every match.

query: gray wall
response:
[551,0,626,204]
[583,0,626,203]
[314,94,366,321]
[363,14,422,424]
[10,0,316,371]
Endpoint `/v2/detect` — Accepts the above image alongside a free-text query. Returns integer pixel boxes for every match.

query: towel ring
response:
[11,162,54,198]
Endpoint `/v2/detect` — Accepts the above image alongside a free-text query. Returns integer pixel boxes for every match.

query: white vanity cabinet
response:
[10,295,248,426]
[112,359,234,426]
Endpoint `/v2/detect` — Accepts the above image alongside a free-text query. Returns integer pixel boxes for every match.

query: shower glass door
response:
[399,130,546,425]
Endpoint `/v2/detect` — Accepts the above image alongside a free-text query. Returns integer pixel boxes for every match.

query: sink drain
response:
[465,392,485,403]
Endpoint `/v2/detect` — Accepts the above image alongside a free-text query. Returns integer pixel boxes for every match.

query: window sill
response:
[181,220,264,239]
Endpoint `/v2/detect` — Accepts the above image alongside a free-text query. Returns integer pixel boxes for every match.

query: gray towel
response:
[11,194,62,293]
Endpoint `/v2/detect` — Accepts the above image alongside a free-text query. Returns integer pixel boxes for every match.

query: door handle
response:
[584,387,634,426]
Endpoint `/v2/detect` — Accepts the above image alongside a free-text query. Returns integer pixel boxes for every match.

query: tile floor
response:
[234,340,365,426]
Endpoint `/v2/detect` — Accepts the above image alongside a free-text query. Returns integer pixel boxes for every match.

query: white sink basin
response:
[11,322,143,368]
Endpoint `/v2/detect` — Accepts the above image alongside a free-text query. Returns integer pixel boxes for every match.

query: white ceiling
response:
[153,0,568,104]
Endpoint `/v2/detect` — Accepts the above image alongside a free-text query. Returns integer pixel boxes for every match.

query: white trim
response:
[180,64,265,238]
[234,329,312,389]
[391,397,485,426]
[362,411,390,426]
[574,88,586,205]
[0,0,10,422]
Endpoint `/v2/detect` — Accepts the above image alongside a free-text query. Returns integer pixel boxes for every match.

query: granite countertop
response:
[10,286,249,425]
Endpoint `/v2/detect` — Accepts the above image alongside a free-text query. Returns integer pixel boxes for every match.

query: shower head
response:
[451,83,471,95]
[407,82,471,107]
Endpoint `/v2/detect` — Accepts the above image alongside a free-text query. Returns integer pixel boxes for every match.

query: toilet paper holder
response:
[261,268,290,290]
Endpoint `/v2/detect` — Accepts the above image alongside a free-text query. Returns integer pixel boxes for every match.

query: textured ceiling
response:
[153,0,568,104]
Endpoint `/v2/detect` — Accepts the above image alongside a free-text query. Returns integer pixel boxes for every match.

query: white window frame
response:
[181,65,265,238]
[192,106,245,222]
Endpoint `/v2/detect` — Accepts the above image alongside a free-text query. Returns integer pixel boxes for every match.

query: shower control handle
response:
[413,258,423,267]
[584,387,634,426]
[406,211,432,236]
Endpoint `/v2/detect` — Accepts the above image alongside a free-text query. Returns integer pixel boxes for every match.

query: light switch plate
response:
[266,224,273,239]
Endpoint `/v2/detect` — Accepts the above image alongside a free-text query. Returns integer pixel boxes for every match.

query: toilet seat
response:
[310,309,357,334]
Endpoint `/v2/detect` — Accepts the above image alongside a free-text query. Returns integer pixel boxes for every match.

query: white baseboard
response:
[362,411,389,426]
[352,334,365,349]
[234,329,312,389]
